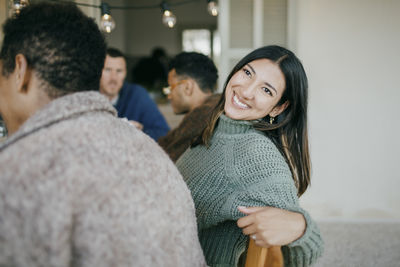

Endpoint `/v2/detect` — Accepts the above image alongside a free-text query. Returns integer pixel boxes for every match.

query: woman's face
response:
[224,58,286,121]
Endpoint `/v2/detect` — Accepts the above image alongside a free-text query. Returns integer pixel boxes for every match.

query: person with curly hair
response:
[0,3,206,267]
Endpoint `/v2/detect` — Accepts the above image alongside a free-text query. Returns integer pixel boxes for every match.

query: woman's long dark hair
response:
[198,45,310,196]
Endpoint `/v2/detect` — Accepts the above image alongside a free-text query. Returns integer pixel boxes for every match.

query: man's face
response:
[167,69,190,114]
[100,55,126,99]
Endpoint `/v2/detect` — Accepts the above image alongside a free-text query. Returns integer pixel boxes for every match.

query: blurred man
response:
[0,3,205,266]
[100,48,169,141]
[158,52,220,162]
[132,46,169,94]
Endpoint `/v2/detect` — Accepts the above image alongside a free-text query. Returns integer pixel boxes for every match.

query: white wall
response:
[218,0,287,92]
[289,0,400,219]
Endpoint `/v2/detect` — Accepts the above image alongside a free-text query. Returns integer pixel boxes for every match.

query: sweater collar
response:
[0,91,116,151]
[215,114,256,135]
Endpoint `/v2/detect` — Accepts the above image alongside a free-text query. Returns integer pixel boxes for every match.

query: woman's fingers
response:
[241,224,257,235]
[237,214,253,228]
[237,206,265,214]
[251,233,271,247]
[237,206,269,228]
[243,226,272,248]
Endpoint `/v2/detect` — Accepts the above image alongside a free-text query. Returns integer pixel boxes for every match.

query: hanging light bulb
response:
[160,1,176,28]
[100,2,116,33]
[207,0,218,16]
[8,0,29,16]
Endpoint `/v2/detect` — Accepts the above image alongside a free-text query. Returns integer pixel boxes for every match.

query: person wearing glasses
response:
[158,52,220,162]
[100,48,170,141]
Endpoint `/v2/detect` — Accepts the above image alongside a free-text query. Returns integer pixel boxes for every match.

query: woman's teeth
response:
[233,94,249,109]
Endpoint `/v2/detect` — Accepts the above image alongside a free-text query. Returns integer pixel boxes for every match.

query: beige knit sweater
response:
[0,91,206,267]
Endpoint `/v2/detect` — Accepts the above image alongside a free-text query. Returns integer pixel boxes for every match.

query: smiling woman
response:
[224,58,287,121]
[176,45,323,267]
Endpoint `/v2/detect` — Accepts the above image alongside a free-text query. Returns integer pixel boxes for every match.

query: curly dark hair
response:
[169,52,218,93]
[0,2,106,98]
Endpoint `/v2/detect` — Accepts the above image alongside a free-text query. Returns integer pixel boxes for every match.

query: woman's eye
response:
[243,68,251,77]
[263,87,272,96]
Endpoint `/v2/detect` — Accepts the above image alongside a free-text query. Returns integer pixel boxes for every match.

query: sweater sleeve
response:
[224,187,323,267]
[219,137,324,267]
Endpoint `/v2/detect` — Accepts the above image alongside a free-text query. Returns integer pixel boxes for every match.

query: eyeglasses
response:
[163,80,187,95]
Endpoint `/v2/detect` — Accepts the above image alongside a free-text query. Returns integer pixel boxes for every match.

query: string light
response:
[11,0,217,31]
[8,0,29,16]
[100,2,115,33]
[207,0,218,16]
[160,1,177,29]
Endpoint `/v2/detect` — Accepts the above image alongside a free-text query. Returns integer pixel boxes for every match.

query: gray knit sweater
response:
[176,114,323,267]
[0,92,206,267]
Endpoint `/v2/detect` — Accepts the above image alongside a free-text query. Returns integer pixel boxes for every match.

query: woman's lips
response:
[232,92,250,109]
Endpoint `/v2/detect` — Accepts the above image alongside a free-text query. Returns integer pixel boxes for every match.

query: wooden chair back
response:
[245,239,283,267]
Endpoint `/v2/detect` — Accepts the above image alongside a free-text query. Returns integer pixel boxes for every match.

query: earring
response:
[269,116,275,124]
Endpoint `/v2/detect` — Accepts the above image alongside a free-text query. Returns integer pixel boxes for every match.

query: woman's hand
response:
[237,206,306,247]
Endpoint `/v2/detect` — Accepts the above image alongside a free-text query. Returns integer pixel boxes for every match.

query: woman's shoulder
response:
[234,131,281,156]
[232,132,291,177]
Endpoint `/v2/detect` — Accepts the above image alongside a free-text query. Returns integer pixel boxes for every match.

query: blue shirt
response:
[115,82,170,141]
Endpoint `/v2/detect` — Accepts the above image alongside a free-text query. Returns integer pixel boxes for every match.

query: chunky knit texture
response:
[0,91,206,267]
[176,114,323,267]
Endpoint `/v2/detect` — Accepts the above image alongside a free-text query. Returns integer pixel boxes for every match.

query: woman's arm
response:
[237,205,325,265]
[237,206,306,247]
[227,182,323,267]
[223,137,324,266]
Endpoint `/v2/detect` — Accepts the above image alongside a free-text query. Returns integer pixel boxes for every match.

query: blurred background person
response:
[0,3,206,266]
[158,52,220,162]
[132,47,169,100]
[100,47,170,141]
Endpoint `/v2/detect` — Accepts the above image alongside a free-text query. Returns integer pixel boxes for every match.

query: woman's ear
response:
[269,101,289,117]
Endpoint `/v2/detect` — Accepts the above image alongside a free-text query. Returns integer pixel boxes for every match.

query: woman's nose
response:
[240,83,256,100]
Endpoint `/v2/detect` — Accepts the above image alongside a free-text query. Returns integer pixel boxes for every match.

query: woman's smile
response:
[232,91,250,109]
[224,58,286,121]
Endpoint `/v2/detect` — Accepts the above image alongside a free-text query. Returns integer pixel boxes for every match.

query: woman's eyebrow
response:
[264,82,277,93]
[246,63,256,75]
